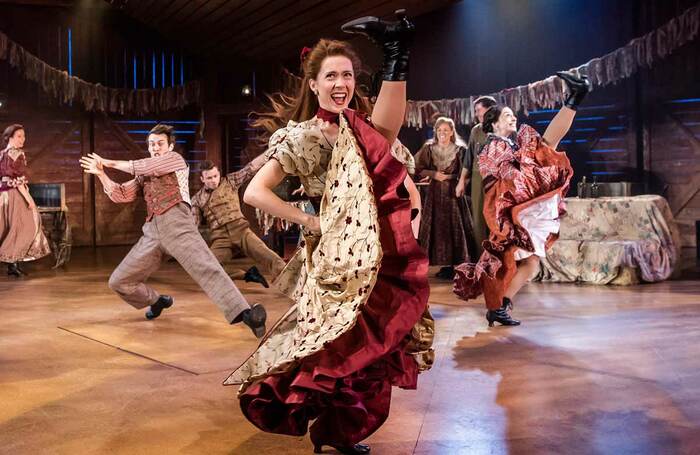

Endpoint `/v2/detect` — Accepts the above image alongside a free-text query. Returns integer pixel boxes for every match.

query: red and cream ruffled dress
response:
[225,109,434,447]
[453,125,573,310]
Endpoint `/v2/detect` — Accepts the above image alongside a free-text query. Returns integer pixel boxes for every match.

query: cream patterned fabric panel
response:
[226,114,382,391]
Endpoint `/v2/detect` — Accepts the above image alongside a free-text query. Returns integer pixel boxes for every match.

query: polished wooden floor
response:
[2,247,700,455]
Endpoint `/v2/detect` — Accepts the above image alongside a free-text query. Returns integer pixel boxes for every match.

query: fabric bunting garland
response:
[0,31,201,115]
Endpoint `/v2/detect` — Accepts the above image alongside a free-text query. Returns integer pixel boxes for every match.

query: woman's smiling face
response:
[309,55,356,114]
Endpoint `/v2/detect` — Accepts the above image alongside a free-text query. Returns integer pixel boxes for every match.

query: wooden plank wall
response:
[4,108,91,244]
[0,3,208,247]
[3,1,699,250]
[651,101,700,247]
[1,109,206,247]
[646,32,700,248]
[92,115,147,246]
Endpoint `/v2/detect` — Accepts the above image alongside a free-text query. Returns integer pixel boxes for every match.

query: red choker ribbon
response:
[316,107,340,124]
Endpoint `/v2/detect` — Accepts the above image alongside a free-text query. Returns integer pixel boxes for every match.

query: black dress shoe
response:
[486,297,520,327]
[145,295,173,320]
[342,9,414,82]
[7,262,26,277]
[314,442,370,454]
[556,71,591,110]
[232,303,267,338]
[244,266,269,288]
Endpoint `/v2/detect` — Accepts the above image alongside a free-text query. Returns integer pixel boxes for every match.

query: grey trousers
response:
[108,203,250,323]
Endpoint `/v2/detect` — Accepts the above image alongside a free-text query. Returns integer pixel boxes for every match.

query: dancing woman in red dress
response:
[225,12,434,454]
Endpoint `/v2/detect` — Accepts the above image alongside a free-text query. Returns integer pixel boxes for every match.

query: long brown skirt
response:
[418,178,474,266]
[0,188,51,263]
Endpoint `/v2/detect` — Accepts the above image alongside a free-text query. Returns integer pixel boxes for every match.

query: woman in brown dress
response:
[415,116,474,279]
[0,124,51,276]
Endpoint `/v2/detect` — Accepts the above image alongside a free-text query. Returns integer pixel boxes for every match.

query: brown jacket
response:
[191,157,265,230]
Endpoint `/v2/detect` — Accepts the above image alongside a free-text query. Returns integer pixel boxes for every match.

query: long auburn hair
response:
[252,39,373,135]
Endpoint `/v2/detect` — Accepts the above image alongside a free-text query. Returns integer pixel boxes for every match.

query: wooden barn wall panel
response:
[0,109,91,245]
[0,3,207,247]
[93,116,147,246]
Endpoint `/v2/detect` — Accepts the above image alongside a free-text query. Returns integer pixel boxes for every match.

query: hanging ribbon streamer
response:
[0,31,202,115]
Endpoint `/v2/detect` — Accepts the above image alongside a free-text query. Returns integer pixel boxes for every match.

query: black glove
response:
[342,9,415,82]
[557,71,591,110]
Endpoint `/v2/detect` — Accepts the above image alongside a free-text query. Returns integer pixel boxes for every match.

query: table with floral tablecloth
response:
[535,195,680,285]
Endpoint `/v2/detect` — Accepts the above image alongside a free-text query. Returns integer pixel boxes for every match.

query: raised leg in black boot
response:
[556,71,591,110]
[341,9,413,145]
[542,72,591,149]
[341,9,414,83]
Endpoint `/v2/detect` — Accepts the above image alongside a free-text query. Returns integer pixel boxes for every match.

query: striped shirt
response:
[104,153,190,205]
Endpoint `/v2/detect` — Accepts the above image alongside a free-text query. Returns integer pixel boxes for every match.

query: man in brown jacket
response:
[191,159,286,288]
[79,124,266,337]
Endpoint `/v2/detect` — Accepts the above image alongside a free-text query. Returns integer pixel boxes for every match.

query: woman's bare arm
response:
[243,160,320,233]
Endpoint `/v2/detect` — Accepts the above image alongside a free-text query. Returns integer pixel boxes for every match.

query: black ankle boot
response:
[232,303,267,338]
[342,9,414,82]
[556,71,591,110]
[7,262,25,277]
[486,298,520,327]
[244,266,269,288]
[314,442,370,454]
[145,295,173,320]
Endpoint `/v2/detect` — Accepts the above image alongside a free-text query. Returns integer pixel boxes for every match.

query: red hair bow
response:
[300,46,312,63]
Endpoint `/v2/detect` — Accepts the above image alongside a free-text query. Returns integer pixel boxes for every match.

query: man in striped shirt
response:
[79,124,267,338]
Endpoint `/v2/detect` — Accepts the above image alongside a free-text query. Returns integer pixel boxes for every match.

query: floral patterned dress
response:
[453,125,573,310]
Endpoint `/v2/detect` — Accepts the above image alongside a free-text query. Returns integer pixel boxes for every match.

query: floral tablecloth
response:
[535,195,680,285]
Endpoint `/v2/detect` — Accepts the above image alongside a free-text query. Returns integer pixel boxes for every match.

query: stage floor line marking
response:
[57,326,199,376]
